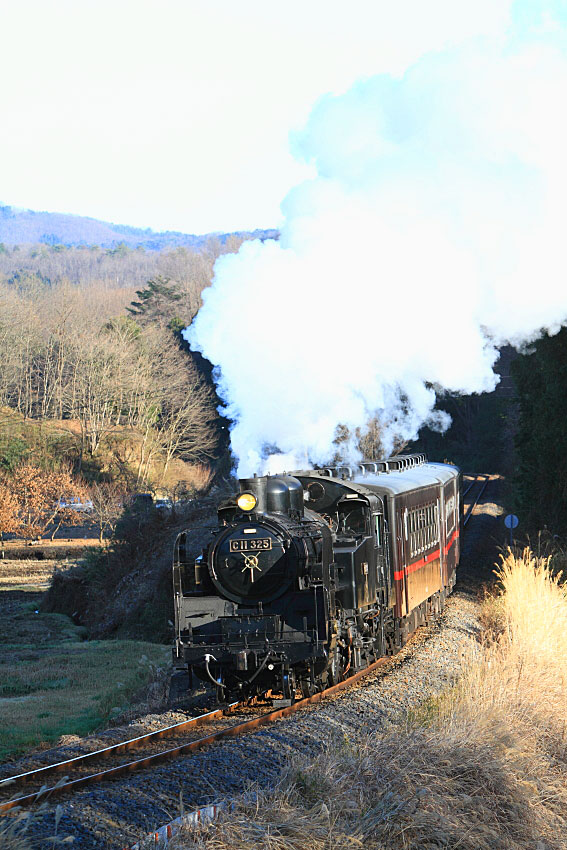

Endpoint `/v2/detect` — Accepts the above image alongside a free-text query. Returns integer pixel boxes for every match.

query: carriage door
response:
[372,509,388,599]
[371,504,388,655]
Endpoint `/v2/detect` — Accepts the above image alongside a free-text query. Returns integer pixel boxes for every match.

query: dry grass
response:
[0,809,36,850]
[441,548,567,752]
[0,560,60,590]
[165,548,567,850]
[0,594,170,760]
[0,800,71,848]
[166,730,566,850]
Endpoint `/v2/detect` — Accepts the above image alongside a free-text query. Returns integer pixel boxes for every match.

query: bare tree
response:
[137,329,218,484]
[0,244,228,484]
[69,327,130,457]
[156,387,218,483]
[357,416,385,460]
[89,481,125,543]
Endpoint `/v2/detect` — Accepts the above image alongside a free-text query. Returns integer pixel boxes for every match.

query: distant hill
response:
[0,204,278,250]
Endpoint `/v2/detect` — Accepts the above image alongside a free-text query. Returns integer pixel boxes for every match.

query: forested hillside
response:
[0,204,278,250]
[0,240,240,493]
[1,234,564,537]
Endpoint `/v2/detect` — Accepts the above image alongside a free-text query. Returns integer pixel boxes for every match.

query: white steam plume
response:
[186,4,567,478]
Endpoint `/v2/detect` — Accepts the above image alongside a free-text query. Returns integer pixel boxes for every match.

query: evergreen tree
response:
[512,328,567,533]
[127,275,182,325]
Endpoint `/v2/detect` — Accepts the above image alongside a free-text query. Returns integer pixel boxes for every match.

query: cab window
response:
[338,504,368,536]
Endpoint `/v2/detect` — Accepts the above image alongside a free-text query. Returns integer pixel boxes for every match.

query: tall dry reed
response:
[443,548,567,758]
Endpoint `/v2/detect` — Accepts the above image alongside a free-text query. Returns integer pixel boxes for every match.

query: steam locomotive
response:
[171,455,460,702]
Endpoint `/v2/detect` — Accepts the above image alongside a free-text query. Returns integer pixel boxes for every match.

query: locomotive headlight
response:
[237,492,257,511]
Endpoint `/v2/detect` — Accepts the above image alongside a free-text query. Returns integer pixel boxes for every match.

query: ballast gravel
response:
[20,588,482,849]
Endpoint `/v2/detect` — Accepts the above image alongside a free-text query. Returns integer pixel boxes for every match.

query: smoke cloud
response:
[186,2,567,477]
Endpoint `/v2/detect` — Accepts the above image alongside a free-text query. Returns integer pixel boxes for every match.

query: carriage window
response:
[408,502,440,558]
[446,494,456,535]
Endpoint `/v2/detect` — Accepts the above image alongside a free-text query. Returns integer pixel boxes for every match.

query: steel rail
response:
[0,656,391,812]
[462,474,490,526]
[461,476,478,499]
[0,704,238,805]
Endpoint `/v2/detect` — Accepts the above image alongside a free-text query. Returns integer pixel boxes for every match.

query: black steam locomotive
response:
[171,455,460,702]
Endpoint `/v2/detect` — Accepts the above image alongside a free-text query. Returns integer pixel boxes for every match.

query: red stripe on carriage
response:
[393,527,459,581]
[444,526,459,555]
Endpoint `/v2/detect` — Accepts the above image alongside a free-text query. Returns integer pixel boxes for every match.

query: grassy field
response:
[0,564,170,761]
[0,559,60,591]
[164,549,567,850]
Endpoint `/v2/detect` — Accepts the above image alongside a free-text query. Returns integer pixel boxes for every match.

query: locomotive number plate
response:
[230,538,272,552]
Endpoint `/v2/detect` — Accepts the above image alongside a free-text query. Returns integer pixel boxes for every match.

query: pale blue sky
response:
[0,0,522,233]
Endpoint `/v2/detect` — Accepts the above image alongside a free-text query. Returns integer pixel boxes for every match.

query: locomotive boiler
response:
[171,455,460,703]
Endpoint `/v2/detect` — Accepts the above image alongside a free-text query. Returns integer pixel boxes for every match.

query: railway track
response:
[462,473,491,526]
[0,473,497,847]
[4,589,484,850]
[0,654,391,813]
[0,704,241,812]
